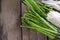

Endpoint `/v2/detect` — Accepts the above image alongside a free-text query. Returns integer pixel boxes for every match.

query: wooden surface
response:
[1,0,20,40]
[0,0,51,40]
[0,0,2,40]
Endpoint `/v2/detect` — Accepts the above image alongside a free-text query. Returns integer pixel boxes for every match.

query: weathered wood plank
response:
[22,28,30,40]
[0,0,3,40]
[1,0,21,40]
[22,3,30,40]
[0,17,3,40]
[37,32,45,40]
[30,29,37,40]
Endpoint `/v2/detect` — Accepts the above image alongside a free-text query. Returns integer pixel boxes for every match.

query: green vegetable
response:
[22,0,60,39]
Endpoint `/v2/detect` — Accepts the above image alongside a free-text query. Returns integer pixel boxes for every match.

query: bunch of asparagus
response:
[22,0,60,39]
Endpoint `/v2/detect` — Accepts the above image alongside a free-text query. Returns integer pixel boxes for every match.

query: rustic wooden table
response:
[0,0,51,40]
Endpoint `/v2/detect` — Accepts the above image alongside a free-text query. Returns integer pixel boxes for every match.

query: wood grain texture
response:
[1,0,21,40]
[0,16,3,40]
[37,32,45,40]
[22,3,30,40]
[30,29,37,40]
[0,0,3,40]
